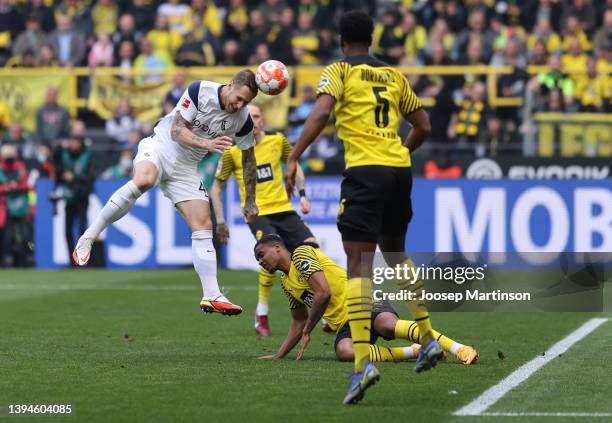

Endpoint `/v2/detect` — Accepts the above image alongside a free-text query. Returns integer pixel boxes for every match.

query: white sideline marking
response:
[481,412,612,417]
[453,318,610,416]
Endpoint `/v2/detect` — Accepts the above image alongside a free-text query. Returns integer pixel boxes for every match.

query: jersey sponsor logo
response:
[318,77,330,90]
[299,260,311,272]
[300,290,314,307]
[198,181,206,191]
[255,230,263,240]
[192,120,219,139]
[182,98,191,108]
[256,164,273,183]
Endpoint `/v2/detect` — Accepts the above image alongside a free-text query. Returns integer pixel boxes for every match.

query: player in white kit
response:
[73,70,260,316]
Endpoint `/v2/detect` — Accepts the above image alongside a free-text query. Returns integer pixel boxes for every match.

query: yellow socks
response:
[347,277,373,372]
[256,268,275,316]
[394,320,463,353]
[396,258,433,342]
[369,345,418,362]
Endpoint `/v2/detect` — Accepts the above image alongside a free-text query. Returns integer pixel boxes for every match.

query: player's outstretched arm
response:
[402,108,431,153]
[285,94,335,196]
[170,112,233,153]
[210,179,230,243]
[259,305,308,359]
[295,272,331,360]
[241,146,258,223]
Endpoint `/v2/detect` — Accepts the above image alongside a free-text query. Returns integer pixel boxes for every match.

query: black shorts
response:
[334,300,399,350]
[248,211,314,252]
[337,166,413,243]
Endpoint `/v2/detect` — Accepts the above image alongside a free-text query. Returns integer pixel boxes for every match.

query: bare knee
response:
[132,164,158,192]
[335,340,355,362]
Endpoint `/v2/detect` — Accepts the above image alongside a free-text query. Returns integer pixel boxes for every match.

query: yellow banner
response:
[88,67,290,129]
[0,73,71,132]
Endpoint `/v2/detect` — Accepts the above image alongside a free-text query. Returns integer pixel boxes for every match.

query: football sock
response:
[84,181,142,239]
[396,257,433,342]
[394,320,462,353]
[346,277,372,372]
[192,230,222,299]
[368,345,416,362]
[257,268,275,315]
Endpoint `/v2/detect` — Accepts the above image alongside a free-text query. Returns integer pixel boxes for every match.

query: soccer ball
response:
[255,60,289,95]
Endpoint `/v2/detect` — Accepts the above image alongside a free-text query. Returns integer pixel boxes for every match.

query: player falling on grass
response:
[73,70,259,316]
[210,103,316,336]
[254,235,478,366]
[284,11,441,403]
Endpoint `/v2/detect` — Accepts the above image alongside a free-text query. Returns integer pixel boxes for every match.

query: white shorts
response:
[133,135,209,204]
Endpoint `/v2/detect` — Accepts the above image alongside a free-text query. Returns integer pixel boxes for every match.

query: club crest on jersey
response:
[182,98,191,108]
[221,120,228,131]
[299,260,311,272]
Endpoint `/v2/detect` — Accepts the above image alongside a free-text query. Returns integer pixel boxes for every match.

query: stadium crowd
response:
[0,0,611,267]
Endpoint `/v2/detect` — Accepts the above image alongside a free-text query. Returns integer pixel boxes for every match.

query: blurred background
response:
[0,0,610,270]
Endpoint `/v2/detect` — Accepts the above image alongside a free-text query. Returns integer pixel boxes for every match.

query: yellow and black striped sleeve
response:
[316,62,348,100]
[215,150,235,182]
[281,279,301,309]
[291,245,323,281]
[280,135,292,161]
[398,73,423,116]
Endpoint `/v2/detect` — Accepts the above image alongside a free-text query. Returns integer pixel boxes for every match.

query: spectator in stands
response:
[593,10,612,56]
[158,0,191,35]
[147,13,182,56]
[100,148,134,179]
[174,13,218,66]
[88,31,114,68]
[575,56,609,112]
[125,129,142,155]
[163,73,186,115]
[528,17,562,55]
[116,40,136,82]
[2,123,35,160]
[125,0,156,33]
[533,0,563,33]
[496,40,529,126]
[12,15,45,63]
[133,37,174,84]
[562,15,591,52]
[92,0,118,36]
[55,1,93,39]
[49,14,87,67]
[372,8,403,64]
[457,10,493,61]
[289,85,316,143]
[39,44,59,67]
[292,12,319,65]
[260,0,285,26]
[398,11,427,64]
[316,27,337,64]
[478,112,518,157]
[490,37,526,68]
[24,0,55,33]
[562,37,588,75]
[112,14,144,64]
[244,9,269,57]
[0,144,30,267]
[532,54,575,110]
[563,0,596,36]
[528,39,550,65]
[7,49,37,67]
[448,81,489,152]
[36,87,70,148]
[267,6,296,65]
[105,97,141,146]
[427,18,457,61]
[56,133,93,262]
[0,0,24,66]
[33,143,56,180]
[191,0,222,39]
[541,88,567,112]
[297,0,334,30]
[224,0,249,42]
[249,43,270,66]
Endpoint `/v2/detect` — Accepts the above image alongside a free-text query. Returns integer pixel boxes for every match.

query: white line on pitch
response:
[453,318,610,416]
[481,412,612,417]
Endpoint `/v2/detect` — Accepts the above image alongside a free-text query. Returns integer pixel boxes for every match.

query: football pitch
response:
[1,270,611,422]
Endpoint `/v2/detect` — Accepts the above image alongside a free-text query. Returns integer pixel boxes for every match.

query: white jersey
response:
[154,80,255,163]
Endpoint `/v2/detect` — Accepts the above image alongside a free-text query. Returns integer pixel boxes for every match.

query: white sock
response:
[256,303,269,316]
[84,180,142,239]
[449,342,464,355]
[192,230,222,299]
[404,345,420,359]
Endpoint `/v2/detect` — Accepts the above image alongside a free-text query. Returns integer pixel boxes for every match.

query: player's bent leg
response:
[177,200,242,316]
[255,268,275,335]
[73,161,156,266]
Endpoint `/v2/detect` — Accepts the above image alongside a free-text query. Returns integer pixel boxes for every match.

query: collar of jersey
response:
[217,84,225,110]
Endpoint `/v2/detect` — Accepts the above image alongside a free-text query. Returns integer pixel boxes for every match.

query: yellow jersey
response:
[280,244,348,332]
[215,132,294,216]
[316,55,423,168]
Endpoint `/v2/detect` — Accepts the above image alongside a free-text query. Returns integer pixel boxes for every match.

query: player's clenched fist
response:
[204,136,233,153]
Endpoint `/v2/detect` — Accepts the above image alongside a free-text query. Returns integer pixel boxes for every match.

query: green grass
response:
[0,270,610,422]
